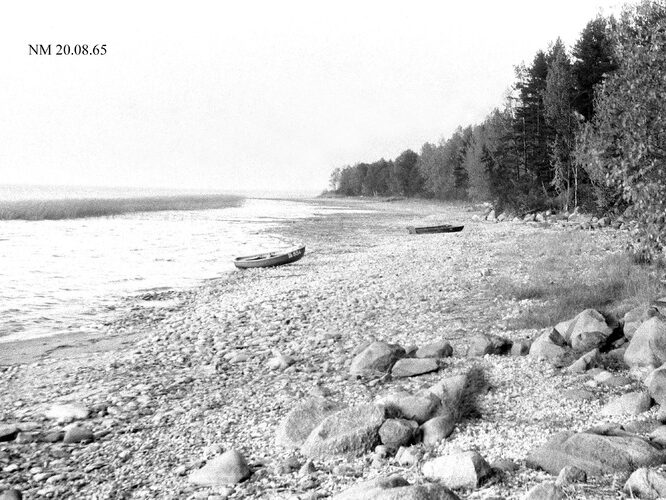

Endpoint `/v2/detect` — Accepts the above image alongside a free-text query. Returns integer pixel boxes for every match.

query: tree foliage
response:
[575,0,666,261]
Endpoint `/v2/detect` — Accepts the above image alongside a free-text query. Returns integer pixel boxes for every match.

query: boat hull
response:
[233,245,305,269]
[407,224,464,234]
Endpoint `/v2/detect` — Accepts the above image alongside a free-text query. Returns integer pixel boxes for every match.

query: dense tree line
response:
[328,0,666,261]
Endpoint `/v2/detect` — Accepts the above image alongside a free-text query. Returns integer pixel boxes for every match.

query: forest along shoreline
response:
[1,197,665,499]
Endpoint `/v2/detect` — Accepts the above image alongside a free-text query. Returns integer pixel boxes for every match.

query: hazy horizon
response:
[0,183,319,201]
[1,0,631,194]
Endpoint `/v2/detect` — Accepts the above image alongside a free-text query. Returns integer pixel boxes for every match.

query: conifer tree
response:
[543,39,580,210]
[571,16,618,121]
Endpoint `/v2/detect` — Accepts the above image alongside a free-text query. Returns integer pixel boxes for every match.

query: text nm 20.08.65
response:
[28,44,107,56]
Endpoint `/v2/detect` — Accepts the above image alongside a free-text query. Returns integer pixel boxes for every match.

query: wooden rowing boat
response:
[407,224,464,234]
[233,245,305,269]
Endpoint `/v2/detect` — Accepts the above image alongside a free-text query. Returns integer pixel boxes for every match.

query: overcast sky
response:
[0,0,630,195]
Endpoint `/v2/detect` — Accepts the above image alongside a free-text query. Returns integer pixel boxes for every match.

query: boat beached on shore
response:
[233,245,306,269]
[407,224,464,234]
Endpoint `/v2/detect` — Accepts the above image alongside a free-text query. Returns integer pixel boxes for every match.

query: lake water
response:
[0,194,362,342]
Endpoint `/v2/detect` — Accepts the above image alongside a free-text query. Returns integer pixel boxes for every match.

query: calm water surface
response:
[0,197,367,342]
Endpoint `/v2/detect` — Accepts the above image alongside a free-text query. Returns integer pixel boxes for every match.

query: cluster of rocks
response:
[0,402,104,499]
[271,338,485,456]
[469,303,666,498]
[275,369,485,457]
[526,305,666,376]
[472,207,625,231]
[0,403,99,448]
[177,335,491,498]
[320,302,666,499]
[350,339,452,380]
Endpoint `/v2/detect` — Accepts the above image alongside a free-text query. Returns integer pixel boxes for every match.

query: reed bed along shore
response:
[0,194,244,221]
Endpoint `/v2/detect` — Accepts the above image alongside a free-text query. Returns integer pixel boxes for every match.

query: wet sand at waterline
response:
[0,198,642,499]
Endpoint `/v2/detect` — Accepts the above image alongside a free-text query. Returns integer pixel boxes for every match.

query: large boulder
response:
[526,431,666,475]
[189,450,251,486]
[554,318,575,343]
[44,403,89,423]
[350,342,405,377]
[467,333,512,357]
[420,415,456,446]
[301,404,385,458]
[523,482,565,500]
[378,419,419,450]
[648,426,666,446]
[275,397,342,448]
[624,316,666,369]
[391,359,439,378]
[624,306,661,340]
[646,365,666,407]
[529,332,567,361]
[0,490,22,500]
[600,392,652,416]
[415,341,453,359]
[62,424,94,444]
[567,349,600,373]
[624,468,666,499]
[564,309,613,351]
[422,451,492,489]
[378,392,441,424]
[0,425,19,442]
[332,475,460,500]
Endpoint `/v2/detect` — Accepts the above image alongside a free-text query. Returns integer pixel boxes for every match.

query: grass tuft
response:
[495,232,665,329]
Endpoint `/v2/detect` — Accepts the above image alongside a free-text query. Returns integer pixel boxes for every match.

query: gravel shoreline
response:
[0,198,644,499]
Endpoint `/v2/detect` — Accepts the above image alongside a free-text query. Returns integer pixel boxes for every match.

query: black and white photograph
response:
[2,0,666,498]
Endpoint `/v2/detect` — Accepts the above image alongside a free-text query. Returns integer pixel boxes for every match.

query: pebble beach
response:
[0,198,655,499]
